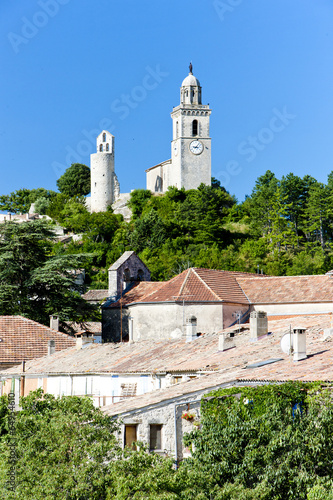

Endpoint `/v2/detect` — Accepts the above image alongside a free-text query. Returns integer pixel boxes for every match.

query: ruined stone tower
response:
[90,130,119,212]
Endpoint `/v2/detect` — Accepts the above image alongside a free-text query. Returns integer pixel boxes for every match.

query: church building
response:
[89,64,212,213]
[146,64,212,193]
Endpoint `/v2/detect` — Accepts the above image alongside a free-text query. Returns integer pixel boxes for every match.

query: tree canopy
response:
[1,383,333,499]
[56,163,91,196]
[0,188,57,214]
[0,220,98,327]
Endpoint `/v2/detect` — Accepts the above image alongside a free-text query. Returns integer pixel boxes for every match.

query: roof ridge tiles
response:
[192,269,222,301]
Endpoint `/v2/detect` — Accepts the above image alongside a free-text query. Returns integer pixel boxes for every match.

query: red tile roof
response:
[107,281,166,308]
[107,268,266,308]
[4,314,332,377]
[0,316,75,365]
[237,275,333,304]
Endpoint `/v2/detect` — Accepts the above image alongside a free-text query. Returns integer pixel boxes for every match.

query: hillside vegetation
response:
[3,169,333,289]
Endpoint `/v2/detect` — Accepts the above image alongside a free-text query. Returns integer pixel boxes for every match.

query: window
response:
[123,268,130,283]
[106,143,109,151]
[176,121,179,137]
[99,144,103,152]
[150,424,162,451]
[102,132,106,142]
[137,269,144,281]
[192,120,198,136]
[124,425,137,450]
[172,376,182,384]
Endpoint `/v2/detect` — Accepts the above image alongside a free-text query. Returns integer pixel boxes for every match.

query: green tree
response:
[0,220,98,326]
[304,183,329,248]
[0,390,120,500]
[247,170,279,237]
[127,189,152,219]
[57,163,91,196]
[0,188,57,214]
[184,382,333,500]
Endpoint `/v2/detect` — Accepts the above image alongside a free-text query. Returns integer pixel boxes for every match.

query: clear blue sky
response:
[1,0,333,202]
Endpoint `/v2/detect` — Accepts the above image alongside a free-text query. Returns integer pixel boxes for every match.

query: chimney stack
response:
[76,332,94,349]
[219,331,235,351]
[250,311,268,340]
[185,316,197,342]
[48,340,56,356]
[128,317,134,344]
[50,315,59,331]
[293,327,307,361]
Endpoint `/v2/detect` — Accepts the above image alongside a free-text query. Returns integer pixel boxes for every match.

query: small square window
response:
[150,424,162,451]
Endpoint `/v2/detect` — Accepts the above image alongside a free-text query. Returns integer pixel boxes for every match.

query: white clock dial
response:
[189,140,203,155]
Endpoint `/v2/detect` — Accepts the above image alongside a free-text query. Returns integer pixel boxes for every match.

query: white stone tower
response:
[170,63,212,190]
[90,130,119,212]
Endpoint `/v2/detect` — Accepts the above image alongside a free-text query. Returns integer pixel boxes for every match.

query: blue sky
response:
[1,0,333,202]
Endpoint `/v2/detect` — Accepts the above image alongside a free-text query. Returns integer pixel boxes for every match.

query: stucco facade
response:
[103,301,249,343]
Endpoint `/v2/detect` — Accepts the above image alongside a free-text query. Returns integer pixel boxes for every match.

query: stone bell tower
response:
[90,130,119,213]
[170,63,212,190]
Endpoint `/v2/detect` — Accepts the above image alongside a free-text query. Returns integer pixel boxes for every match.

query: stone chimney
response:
[128,317,134,344]
[218,331,235,351]
[48,340,56,355]
[76,332,94,350]
[250,311,268,340]
[293,327,307,361]
[50,315,59,331]
[185,316,197,342]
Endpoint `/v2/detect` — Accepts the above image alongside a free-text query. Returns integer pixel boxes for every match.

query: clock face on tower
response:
[189,140,203,155]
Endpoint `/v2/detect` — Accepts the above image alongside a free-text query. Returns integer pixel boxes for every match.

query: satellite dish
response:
[280,332,293,355]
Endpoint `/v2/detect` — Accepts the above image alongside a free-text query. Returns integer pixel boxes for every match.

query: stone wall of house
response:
[223,303,250,329]
[117,397,202,461]
[102,302,226,342]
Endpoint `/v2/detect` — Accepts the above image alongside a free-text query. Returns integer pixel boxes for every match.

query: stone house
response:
[103,313,333,462]
[100,252,333,343]
[102,266,267,343]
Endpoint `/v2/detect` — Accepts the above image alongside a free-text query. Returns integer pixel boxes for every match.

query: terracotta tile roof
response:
[107,281,166,308]
[107,268,265,308]
[0,316,75,365]
[103,314,333,416]
[82,290,108,301]
[237,275,333,304]
[3,314,333,379]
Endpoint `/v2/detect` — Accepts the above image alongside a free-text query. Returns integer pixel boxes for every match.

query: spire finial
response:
[189,61,193,74]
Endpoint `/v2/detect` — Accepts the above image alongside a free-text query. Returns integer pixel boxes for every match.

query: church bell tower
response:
[170,63,212,190]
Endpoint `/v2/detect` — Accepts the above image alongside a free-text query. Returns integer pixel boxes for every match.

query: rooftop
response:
[103,314,333,416]
[2,314,333,378]
[237,274,333,304]
[106,268,267,308]
[0,316,75,365]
